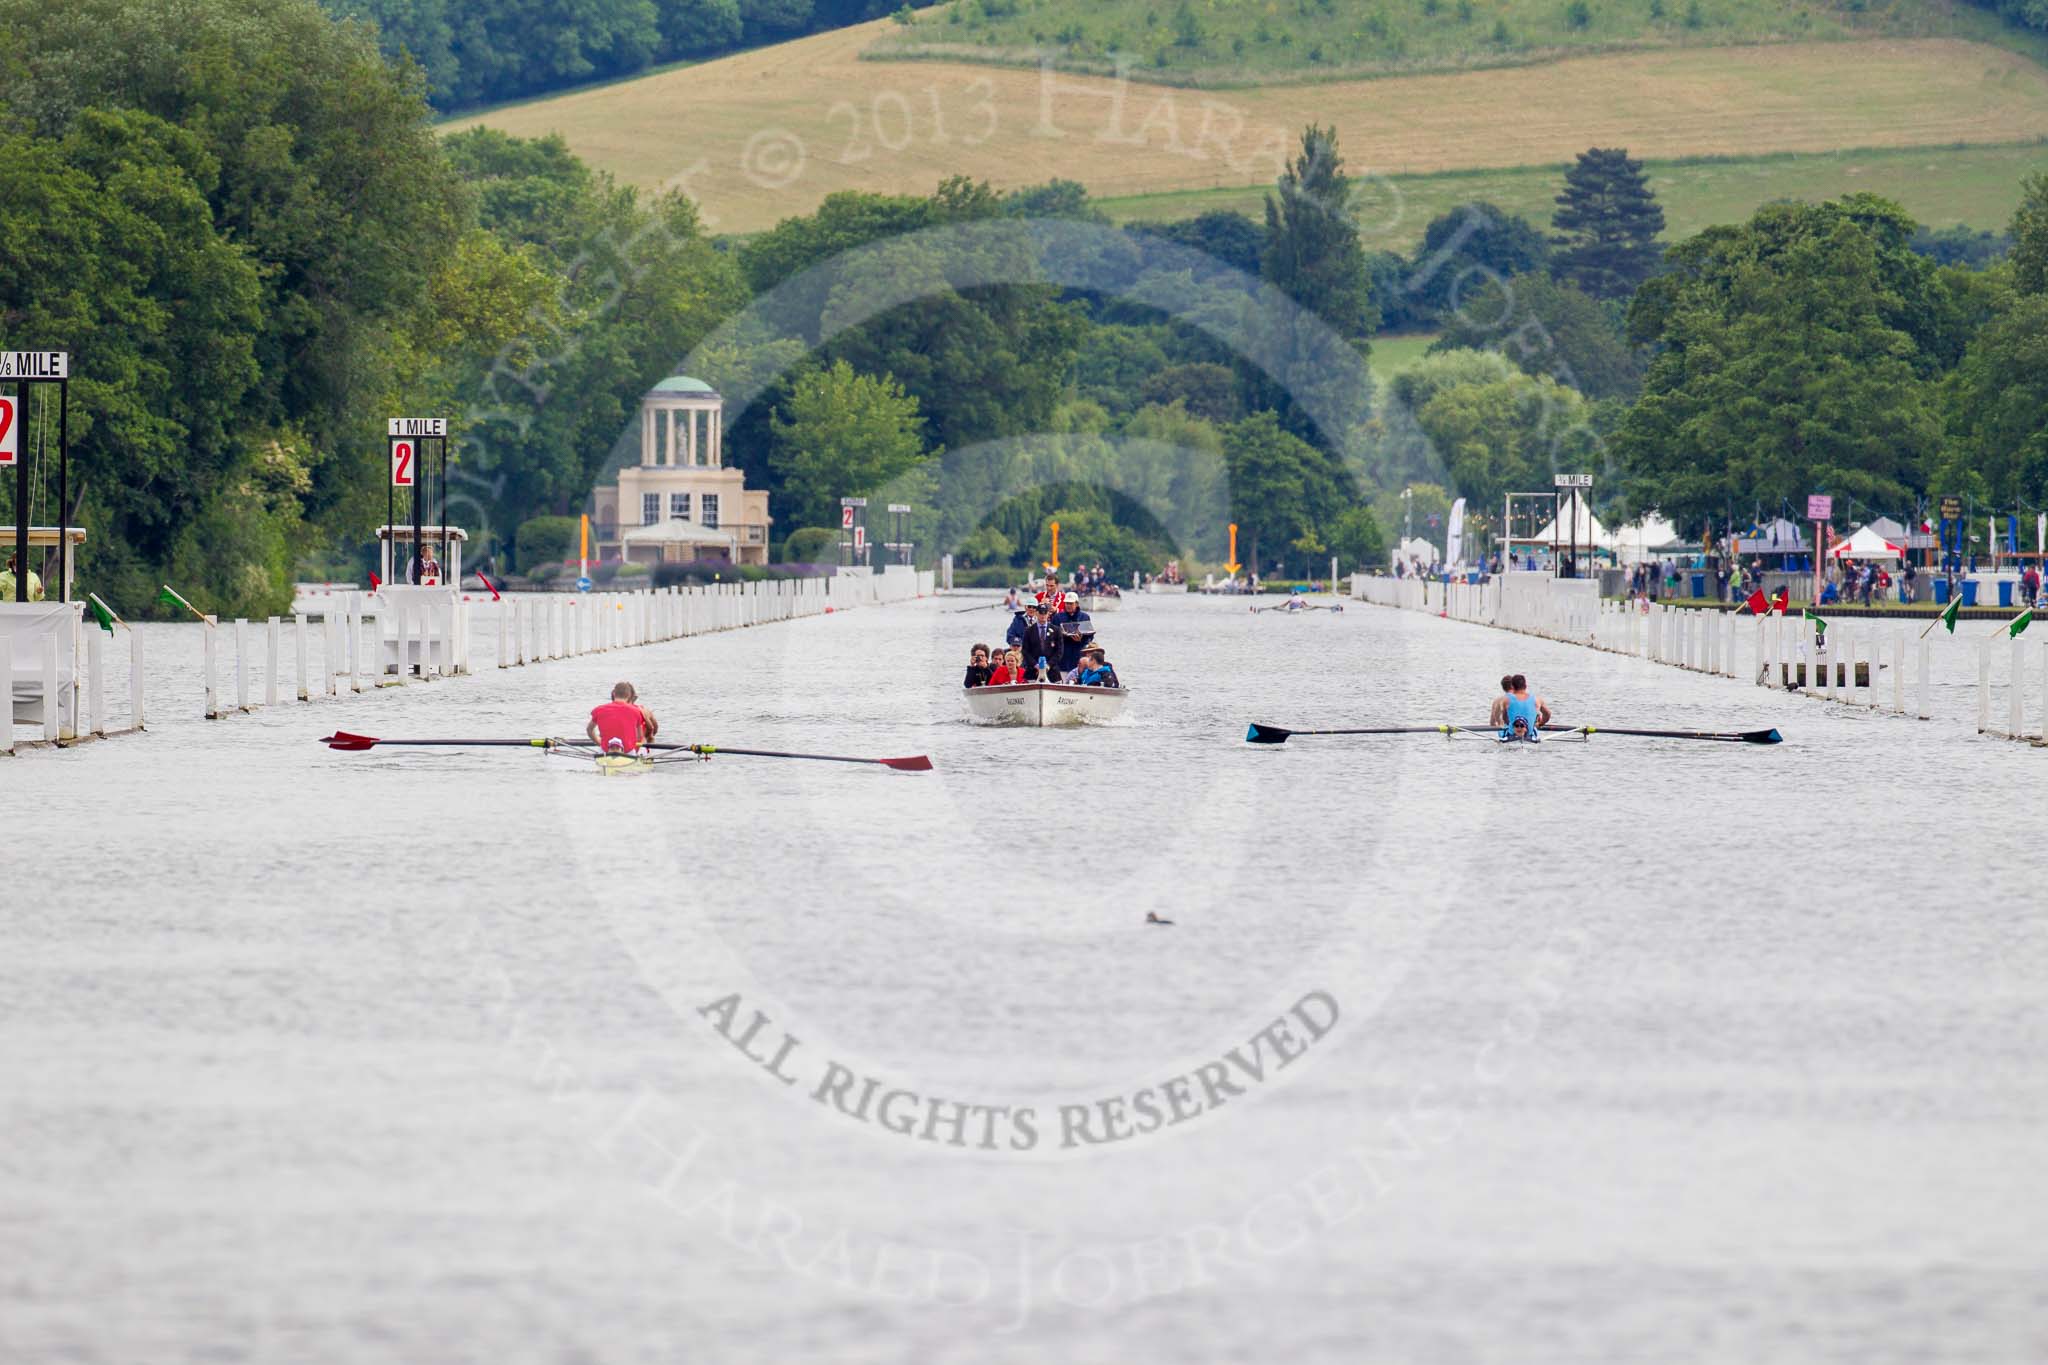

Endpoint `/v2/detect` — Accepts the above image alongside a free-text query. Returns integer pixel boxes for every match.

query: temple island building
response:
[591,376,771,566]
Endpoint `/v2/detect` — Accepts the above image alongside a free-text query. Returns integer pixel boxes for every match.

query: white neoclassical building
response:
[591,376,772,566]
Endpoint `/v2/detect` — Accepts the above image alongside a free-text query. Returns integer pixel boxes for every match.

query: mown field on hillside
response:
[869,0,2045,84]
[1105,141,2048,251]
[460,20,2048,236]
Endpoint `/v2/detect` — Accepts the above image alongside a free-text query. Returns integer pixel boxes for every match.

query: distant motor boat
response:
[1080,593,1123,612]
[1146,581,1189,595]
[962,682,1130,727]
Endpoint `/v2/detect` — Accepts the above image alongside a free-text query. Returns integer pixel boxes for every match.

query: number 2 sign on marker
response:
[391,440,414,487]
[0,396,15,466]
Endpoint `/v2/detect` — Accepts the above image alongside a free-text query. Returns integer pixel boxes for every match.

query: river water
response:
[5,593,2044,1363]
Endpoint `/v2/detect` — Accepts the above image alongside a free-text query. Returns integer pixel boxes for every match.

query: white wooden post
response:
[42,630,59,741]
[233,618,249,712]
[266,617,280,707]
[1,633,13,755]
[295,616,309,701]
[1917,637,1931,719]
[1892,627,1905,713]
[497,598,508,668]
[204,620,219,719]
[130,628,145,729]
[2010,637,2025,739]
[346,596,361,693]
[1977,637,1991,733]
[88,626,106,736]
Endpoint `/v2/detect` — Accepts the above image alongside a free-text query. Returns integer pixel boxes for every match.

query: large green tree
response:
[1405,201,1550,321]
[1613,197,1945,532]
[769,359,929,529]
[1261,125,1376,342]
[1222,411,1350,575]
[1432,271,1644,400]
[1935,175,2048,509]
[1550,147,1666,301]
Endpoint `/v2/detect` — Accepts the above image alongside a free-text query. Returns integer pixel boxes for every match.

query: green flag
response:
[86,595,116,633]
[157,583,206,622]
[2011,607,2034,639]
[1939,595,1960,633]
[1802,606,1826,639]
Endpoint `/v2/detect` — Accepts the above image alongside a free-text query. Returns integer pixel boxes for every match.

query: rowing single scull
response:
[1244,722,1781,745]
[320,731,934,770]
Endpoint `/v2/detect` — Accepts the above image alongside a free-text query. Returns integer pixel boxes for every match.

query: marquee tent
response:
[1829,525,1905,560]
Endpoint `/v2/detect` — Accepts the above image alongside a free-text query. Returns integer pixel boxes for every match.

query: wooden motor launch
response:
[962,681,1130,727]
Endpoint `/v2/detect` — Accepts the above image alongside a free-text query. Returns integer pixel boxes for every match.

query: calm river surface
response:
[5,593,2044,1364]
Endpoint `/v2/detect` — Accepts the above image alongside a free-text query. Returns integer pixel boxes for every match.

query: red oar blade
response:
[880,755,934,772]
[322,731,379,751]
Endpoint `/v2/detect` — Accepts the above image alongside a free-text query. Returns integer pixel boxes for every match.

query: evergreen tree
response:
[1550,147,1666,300]
[1261,125,1376,342]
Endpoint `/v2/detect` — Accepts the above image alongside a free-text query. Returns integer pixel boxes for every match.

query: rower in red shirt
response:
[586,681,658,754]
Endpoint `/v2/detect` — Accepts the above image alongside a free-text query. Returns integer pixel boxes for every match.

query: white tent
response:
[1612,513,1680,564]
[1735,518,1807,555]
[1864,516,1910,542]
[1830,525,1904,561]
[1394,536,1440,566]
[1531,504,1612,549]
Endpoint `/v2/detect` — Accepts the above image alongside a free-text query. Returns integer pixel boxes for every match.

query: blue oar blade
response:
[1245,723,1291,745]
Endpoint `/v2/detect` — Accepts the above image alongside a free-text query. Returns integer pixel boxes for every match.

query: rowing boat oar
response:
[322,732,552,750]
[320,731,933,770]
[1246,722,1482,743]
[1563,726,1781,744]
[1244,722,1780,745]
[652,744,933,771]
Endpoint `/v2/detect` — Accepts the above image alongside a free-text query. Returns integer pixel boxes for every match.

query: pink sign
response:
[1806,494,1833,521]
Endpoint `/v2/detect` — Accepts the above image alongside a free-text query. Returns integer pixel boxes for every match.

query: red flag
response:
[1745,588,1770,616]
[476,571,502,602]
[369,571,382,591]
[1771,587,1789,614]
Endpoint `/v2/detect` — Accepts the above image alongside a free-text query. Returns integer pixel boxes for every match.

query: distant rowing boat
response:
[1080,593,1123,612]
[1145,581,1188,595]
[963,682,1129,727]
[1244,721,1782,745]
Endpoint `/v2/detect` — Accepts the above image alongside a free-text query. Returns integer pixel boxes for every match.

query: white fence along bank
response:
[200,568,933,722]
[1351,571,2048,743]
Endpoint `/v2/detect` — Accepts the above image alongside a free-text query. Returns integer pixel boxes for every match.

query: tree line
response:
[323,0,935,112]
[2,0,2042,616]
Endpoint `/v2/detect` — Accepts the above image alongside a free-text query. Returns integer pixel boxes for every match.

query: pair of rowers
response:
[1488,674,1552,742]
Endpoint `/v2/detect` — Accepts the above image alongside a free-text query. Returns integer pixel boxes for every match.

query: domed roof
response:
[646,375,718,397]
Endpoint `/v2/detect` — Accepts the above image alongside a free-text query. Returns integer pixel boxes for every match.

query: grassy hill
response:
[1105,142,2048,253]
[459,20,2048,236]
[869,0,2047,85]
